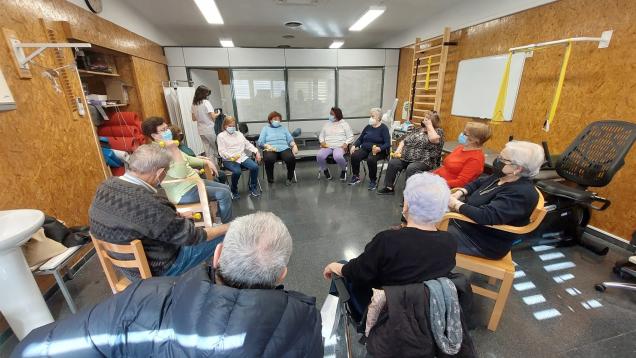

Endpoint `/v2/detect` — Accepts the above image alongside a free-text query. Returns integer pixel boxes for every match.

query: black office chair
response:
[536,120,636,255]
[596,231,636,292]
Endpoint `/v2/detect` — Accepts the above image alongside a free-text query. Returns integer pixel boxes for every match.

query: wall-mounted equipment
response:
[0,67,16,111]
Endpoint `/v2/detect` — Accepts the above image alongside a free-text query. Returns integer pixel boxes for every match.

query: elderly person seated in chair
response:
[257,111,299,186]
[14,212,323,358]
[89,144,228,279]
[447,141,545,259]
[349,107,391,190]
[323,172,457,321]
[141,117,233,223]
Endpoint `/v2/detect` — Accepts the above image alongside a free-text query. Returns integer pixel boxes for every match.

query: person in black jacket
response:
[323,172,457,320]
[447,141,545,259]
[13,212,323,358]
[348,108,391,190]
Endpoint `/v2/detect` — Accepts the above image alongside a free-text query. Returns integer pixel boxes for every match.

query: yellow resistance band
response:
[424,56,432,90]
[544,41,573,132]
[492,52,513,122]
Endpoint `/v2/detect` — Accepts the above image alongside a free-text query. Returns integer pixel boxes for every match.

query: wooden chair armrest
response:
[162,177,209,207]
[437,211,530,234]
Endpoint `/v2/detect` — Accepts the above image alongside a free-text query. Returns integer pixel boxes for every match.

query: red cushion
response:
[104,112,141,127]
[98,125,141,138]
[106,137,138,152]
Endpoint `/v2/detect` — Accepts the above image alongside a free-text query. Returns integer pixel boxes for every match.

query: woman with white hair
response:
[323,172,457,320]
[349,108,391,190]
[447,141,545,259]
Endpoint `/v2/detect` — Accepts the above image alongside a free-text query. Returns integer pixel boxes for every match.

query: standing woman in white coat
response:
[192,85,219,158]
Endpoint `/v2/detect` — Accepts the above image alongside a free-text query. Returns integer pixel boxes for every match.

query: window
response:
[288,69,336,120]
[338,68,383,118]
[231,70,286,122]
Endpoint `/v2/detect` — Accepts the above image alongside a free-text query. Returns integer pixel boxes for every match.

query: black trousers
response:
[350,148,387,181]
[263,148,296,181]
[383,158,432,188]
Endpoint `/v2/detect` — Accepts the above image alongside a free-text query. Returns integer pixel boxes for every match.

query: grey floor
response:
[2,160,635,357]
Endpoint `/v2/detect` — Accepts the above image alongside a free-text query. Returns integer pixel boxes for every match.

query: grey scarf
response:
[424,277,463,355]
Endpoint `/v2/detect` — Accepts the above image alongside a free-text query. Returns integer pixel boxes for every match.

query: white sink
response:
[0,209,54,340]
[0,209,45,249]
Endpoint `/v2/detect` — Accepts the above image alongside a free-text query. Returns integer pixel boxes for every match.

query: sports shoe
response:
[339,170,347,181]
[377,187,394,195]
[348,175,361,185]
[323,169,332,180]
[249,188,261,198]
[368,180,377,191]
[231,192,241,200]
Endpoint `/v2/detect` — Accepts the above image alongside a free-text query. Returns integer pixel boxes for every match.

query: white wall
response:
[379,0,556,48]
[165,47,399,134]
[65,0,176,45]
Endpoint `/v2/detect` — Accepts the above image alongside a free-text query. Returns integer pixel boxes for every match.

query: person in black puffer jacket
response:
[12,212,323,358]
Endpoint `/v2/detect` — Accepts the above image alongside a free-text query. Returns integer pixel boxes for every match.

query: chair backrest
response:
[90,235,152,294]
[556,120,636,187]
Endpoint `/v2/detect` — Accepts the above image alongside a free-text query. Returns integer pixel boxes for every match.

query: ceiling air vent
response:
[284,21,303,28]
[275,0,319,6]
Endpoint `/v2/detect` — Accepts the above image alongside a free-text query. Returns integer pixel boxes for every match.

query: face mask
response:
[226,126,236,134]
[368,117,377,126]
[491,158,507,177]
[271,120,281,128]
[160,129,173,141]
[457,132,468,145]
[328,115,336,122]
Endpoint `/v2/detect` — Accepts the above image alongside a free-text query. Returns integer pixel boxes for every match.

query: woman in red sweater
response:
[434,121,491,188]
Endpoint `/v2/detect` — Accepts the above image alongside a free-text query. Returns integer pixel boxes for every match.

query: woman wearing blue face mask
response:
[433,121,491,188]
[217,116,261,199]
[349,108,391,190]
[257,111,299,185]
[317,107,354,181]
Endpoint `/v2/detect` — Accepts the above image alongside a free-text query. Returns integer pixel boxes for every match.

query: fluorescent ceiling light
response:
[349,6,386,31]
[194,0,224,24]
[329,41,344,49]
[220,39,235,47]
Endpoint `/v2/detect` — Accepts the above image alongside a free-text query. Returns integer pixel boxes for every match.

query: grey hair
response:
[403,173,450,225]
[218,212,292,289]
[127,144,172,174]
[370,107,382,118]
[503,141,545,178]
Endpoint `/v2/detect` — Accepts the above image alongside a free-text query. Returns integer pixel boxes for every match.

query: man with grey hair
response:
[324,172,457,321]
[89,144,228,279]
[14,212,323,358]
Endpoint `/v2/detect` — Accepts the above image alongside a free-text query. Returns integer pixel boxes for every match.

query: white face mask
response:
[369,117,377,126]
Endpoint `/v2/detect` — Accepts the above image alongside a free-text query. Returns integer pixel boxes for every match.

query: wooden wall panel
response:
[395,47,414,122]
[406,0,636,239]
[131,56,170,120]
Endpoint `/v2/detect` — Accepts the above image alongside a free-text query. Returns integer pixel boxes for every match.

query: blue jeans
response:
[178,179,233,223]
[163,235,224,276]
[223,158,259,194]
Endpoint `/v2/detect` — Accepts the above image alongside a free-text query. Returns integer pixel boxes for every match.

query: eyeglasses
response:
[496,155,514,165]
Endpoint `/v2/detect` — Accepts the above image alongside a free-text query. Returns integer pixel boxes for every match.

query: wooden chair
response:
[164,161,218,228]
[91,235,152,294]
[438,189,547,331]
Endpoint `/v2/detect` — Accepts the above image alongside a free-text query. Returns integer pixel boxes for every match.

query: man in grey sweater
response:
[89,144,228,279]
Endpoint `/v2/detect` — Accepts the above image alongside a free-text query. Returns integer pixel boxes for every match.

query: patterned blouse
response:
[401,127,445,169]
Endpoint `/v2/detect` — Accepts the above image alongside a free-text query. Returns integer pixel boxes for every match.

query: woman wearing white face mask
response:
[257,111,299,185]
[317,107,354,181]
[217,116,261,199]
[349,108,391,190]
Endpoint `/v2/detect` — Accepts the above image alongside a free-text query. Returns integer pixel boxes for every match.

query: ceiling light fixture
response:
[194,0,224,24]
[284,21,303,28]
[329,40,344,49]
[349,5,386,31]
[220,39,235,47]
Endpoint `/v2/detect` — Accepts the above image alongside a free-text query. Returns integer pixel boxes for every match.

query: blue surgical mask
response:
[226,126,236,134]
[328,115,336,122]
[161,129,173,141]
[271,120,281,128]
[458,132,468,145]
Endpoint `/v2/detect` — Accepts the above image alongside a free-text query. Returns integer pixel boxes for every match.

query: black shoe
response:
[267,179,274,184]
[285,179,292,186]
[339,170,347,181]
[377,187,394,195]
[323,169,332,180]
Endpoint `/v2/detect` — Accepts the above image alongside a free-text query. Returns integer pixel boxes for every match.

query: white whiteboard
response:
[451,53,526,121]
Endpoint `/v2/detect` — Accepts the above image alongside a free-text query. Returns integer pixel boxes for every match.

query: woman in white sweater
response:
[317,107,354,181]
[216,116,261,199]
[191,86,219,158]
